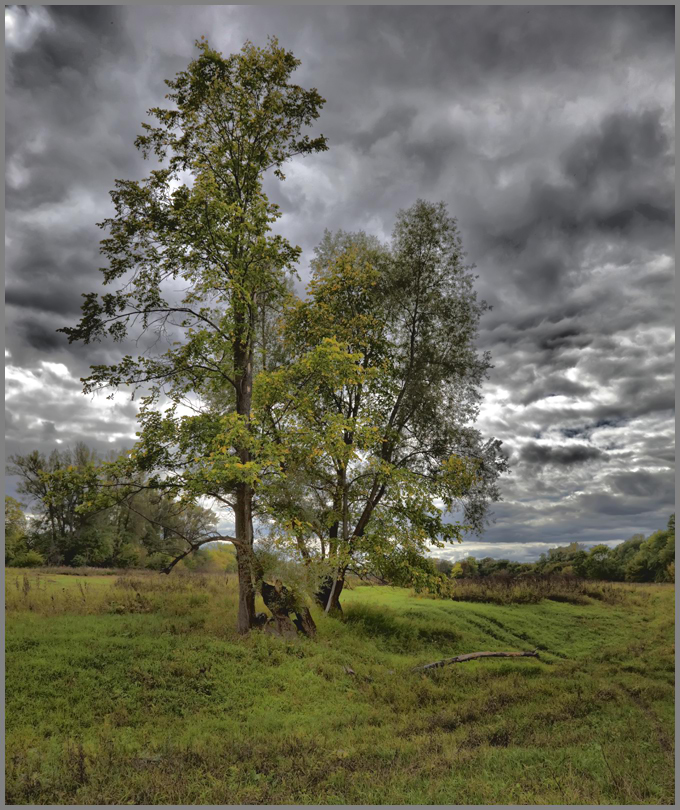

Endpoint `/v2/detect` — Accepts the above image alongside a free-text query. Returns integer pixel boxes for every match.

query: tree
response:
[572,549,588,578]
[434,558,454,576]
[624,516,675,583]
[585,544,618,581]
[61,38,327,633]
[255,201,507,610]
[4,496,28,563]
[7,444,102,564]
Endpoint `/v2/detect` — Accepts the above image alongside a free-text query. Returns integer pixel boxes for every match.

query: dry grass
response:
[444,574,645,606]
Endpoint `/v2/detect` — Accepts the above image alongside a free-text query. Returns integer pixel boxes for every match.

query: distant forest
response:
[5,442,674,584]
[434,514,675,584]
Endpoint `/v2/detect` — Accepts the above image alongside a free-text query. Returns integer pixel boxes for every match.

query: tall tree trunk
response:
[315,513,343,612]
[233,308,258,634]
[48,508,59,565]
[234,482,257,634]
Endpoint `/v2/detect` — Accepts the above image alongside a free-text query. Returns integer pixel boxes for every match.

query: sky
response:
[5,5,675,562]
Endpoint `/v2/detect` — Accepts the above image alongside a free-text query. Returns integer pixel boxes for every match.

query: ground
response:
[5,570,675,805]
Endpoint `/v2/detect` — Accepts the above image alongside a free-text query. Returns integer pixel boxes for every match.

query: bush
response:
[115,544,142,569]
[9,550,45,568]
[145,552,170,571]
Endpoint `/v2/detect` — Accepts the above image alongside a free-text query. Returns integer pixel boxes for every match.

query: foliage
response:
[624,519,675,582]
[444,573,631,606]
[434,558,454,576]
[7,443,219,570]
[7,444,103,565]
[8,550,45,568]
[51,39,507,621]
[59,36,328,631]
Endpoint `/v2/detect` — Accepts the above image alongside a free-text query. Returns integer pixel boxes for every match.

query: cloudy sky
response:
[5,5,675,561]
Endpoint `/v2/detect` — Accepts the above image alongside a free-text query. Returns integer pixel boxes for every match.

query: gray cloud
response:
[520,442,608,467]
[5,5,674,552]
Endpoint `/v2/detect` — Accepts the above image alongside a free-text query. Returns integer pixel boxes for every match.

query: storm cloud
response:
[5,5,674,556]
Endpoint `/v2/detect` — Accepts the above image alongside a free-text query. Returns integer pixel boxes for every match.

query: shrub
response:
[145,553,171,571]
[115,544,142,569]
[9,550,45,568]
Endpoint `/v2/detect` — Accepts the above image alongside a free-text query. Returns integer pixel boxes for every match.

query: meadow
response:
[5,569,675,805]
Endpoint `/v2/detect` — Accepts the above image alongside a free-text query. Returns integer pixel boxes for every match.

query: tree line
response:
[433,515,675,584]
[5,444,236,573]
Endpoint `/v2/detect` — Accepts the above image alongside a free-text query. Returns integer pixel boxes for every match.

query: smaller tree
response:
[434,558,454,576]
[624,517,675,582]
[255,202,507,611]
[7,444,102,564]
[585,545,617,581]
[4,496,28,563]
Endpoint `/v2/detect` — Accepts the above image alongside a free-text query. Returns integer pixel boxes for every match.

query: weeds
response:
[5,570,238,618]
[445,574,633,606]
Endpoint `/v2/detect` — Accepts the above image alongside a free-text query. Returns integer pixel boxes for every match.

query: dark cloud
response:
[520,442,608,467]
[518,376,591,407]
[5,5,674,554]
[609,470,672,499]
[9,6,130,91]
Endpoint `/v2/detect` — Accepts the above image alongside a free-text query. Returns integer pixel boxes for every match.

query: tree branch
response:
[412,650,540,672]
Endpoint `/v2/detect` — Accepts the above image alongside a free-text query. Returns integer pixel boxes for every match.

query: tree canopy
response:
[254,200,507,609]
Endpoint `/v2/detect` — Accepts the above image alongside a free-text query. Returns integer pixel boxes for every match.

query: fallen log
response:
[412,650,539,672]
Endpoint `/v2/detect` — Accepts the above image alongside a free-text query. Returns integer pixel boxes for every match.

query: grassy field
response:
[5,569,675,805]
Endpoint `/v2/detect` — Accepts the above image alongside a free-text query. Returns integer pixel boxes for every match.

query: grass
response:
[5,570,675,804]
[442,573,640,605]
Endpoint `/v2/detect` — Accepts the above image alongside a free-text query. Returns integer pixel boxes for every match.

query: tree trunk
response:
[234,483,257,634]
[233,310,258,634]
[412,650,540,672]
[292,606,317,637]
[315,572,344,615]
[48,509,59,565]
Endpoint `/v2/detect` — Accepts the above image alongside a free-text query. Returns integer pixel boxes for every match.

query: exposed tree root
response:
[260,579,317,638]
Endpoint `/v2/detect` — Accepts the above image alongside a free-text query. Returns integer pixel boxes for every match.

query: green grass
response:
[5,571,675,804]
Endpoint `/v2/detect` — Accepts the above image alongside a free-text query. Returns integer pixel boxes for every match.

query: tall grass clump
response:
[445,574,632,606]
[4,569,239,620]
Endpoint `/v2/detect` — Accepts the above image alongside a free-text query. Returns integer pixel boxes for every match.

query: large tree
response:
[255,201,507,611]
[61,38,327,632]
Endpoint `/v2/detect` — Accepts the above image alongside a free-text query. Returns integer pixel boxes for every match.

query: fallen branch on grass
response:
[412,650,539,672]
